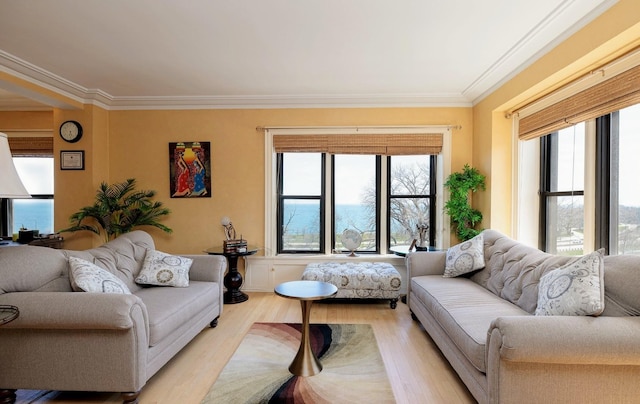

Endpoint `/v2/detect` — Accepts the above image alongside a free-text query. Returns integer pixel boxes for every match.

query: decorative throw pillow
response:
[135,249,192,287]
[443,232,485,277]
[535,249,605,316]
[69,256,131,294]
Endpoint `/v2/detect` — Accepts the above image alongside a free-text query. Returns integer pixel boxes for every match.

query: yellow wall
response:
[0,106,473,251]
[473,0,640,236]
[1,104,472,253]
[105,107,472,254]
[0,111,52,130]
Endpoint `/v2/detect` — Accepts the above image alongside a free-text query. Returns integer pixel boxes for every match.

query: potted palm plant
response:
[60,178,172,243]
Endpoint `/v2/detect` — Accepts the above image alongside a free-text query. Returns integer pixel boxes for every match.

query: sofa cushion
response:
[601,255,640,316]
[69,257,132,294]
[135,280,217,346]
[535,250,605,316]
[0,245,72,293]
[411,275,528,373]
[65,230,155,293]
[444,233,485,277]
[135,249,192,287]
[470,230,575,314]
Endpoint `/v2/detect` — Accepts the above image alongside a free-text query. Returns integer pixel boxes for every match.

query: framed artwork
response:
[60,150,85,170]
[169,141,211,198]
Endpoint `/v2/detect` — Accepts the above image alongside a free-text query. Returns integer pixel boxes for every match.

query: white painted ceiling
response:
[0,0,618,110]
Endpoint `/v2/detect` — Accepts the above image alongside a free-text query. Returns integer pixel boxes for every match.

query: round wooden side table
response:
[205,247,258,304]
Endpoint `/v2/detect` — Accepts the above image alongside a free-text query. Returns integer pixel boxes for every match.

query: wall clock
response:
[59,120,83,143]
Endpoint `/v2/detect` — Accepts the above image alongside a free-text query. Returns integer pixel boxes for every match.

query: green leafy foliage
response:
[59,178,172,243]
[444,165,486,241]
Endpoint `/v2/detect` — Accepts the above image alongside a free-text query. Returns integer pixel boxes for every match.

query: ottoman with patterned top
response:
[301,262,401,308]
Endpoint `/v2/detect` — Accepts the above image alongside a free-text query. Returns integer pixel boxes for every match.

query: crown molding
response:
[469,0,619,105]
[0,50,471,110]
[104,94,472,110]
[0,50,86,108]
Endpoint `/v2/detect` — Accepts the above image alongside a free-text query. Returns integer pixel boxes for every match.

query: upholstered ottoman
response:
[302,262,401,308]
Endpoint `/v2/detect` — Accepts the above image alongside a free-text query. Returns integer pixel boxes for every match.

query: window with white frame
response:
[515,51,640,255]
[536,105,640,255]
[1,136,54,237]
[11,157,55,234]
[539,124,586,255]
[265,127,451,256]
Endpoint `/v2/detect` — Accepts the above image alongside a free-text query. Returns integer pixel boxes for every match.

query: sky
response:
[283,153,426,205]
[617,103,640,207]
[556,103,640,208]
[13,157,53,194]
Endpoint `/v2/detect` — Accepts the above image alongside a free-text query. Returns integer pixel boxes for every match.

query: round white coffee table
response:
[274,280,338,376]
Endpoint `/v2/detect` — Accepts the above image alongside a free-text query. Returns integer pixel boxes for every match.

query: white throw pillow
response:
[535,249,605,316]
[443,232,485,277]
[135,249,192,287]
[69,256,131,294]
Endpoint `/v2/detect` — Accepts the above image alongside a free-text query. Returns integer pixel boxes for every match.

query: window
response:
[539,124,585,255]
[278,153,324,253]
[277,151,435,254]
[333,154,379,252]
[598,103,640,254]
[1,157,54,236]
[538,103,640,256]
[389,155,436,247]
[268,126,450,255]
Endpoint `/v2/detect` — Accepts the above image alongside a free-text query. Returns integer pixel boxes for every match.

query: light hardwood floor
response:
[16,292,476,404]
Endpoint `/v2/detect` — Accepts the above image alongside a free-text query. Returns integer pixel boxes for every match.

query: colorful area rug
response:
[202,323,396,403]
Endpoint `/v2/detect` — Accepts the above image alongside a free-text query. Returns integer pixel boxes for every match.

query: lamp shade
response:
[0,133,30,198]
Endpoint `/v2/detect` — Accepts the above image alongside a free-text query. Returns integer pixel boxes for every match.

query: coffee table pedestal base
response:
[274,280,338,377]
[289,300,322,376]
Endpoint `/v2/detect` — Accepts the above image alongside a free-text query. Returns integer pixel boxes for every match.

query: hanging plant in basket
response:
[444,164,486,241]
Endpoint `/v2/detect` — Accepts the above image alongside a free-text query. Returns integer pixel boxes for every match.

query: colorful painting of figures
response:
[169,141,211,198]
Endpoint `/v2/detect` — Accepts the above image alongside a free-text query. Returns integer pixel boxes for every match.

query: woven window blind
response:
[519,63,640,140]
[8,137,54,157]
[273,133,443,155]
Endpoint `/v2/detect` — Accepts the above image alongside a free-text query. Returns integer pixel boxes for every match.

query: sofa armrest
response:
[405,251,446,305]
[185,254,227,283]
[406,251,447,277]
[487,315,640,403]
[0,291,150,393]
[0,291,148,332]
[488,315,640,365]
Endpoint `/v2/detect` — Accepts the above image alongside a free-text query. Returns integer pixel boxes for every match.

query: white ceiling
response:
[0,0,618,110]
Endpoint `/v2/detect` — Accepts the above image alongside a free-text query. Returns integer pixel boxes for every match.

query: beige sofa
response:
[407,229,640,404]
[0,231,226,404]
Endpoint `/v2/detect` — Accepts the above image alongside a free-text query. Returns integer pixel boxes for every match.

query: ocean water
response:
[12,199,54,234]
[283,202,373,235]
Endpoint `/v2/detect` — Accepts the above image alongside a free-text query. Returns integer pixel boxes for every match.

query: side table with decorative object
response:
[205,247,258,304]
[389,245,439,257]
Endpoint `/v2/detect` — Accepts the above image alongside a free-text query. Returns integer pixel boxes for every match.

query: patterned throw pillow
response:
[69,256,131,294]
[135,249,192,287]
[443,232,485,277]
[535,249,605,316]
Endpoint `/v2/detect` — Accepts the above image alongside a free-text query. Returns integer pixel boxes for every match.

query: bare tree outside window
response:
[363,156,433,247]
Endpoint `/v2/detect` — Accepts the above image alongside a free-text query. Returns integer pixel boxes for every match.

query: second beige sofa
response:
[407,229,640,404]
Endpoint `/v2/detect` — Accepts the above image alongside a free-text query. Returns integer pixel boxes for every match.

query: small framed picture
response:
[60,150,85,170]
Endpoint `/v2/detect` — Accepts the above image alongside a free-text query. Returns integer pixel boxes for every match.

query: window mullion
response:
[324,153,331,254]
